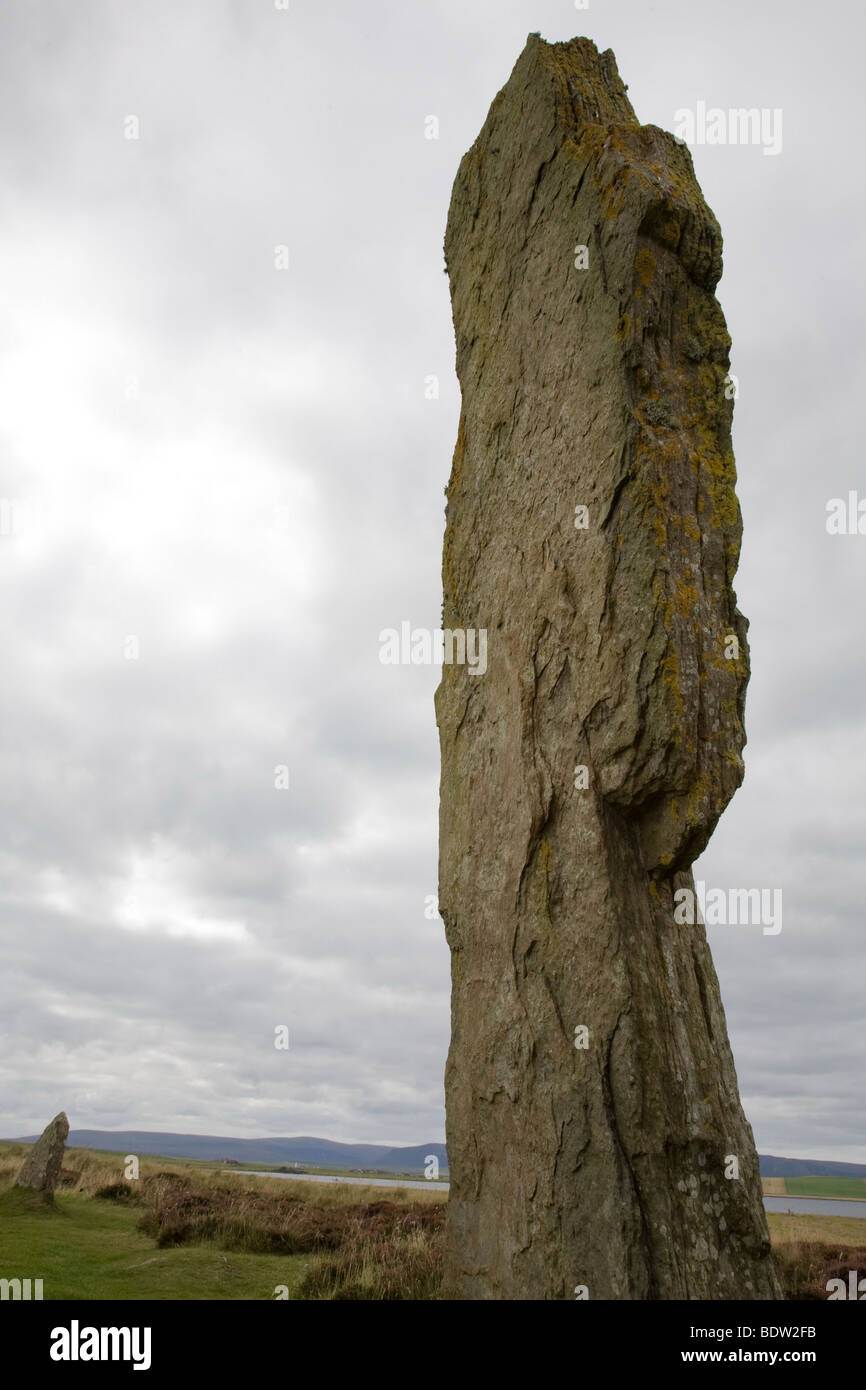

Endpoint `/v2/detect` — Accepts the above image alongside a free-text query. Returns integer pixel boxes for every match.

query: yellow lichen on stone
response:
[704,449,740,529]
[635,246,656,289]
[653,572,674,627]
[661,649,685,723]
[674,579,698,616]
[684,770,710,827]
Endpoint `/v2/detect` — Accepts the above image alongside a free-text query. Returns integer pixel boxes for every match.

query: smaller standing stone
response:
[15,1112,69,1196]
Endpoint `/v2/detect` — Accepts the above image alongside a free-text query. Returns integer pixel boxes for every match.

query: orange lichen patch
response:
[574,124,634,221]
[697,361,720,396]
[710,650,748,682]
[653,573,674,627]
[674,580,698,616]
[725,536,742,567]
[543,40,638,133]
[683,770,710,827]
[661,649,685,722]
[635,246,656,288]
[720,694,746,727]
[600,173,629,222]
[525,834,555,926]
[679,373,728,444]
[703,449,740,529]
[630,438,686,551]
[661,218,681,249]
[690,296,732,363]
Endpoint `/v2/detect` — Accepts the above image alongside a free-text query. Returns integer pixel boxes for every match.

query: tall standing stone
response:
[15,1112,69,1197]
[436,34,780,1300]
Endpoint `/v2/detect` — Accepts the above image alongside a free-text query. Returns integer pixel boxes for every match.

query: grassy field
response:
[762,1174,866,1200]
[0,1186,309,1300]
[2,1142,864,1299]
[221,1163,449,1187]
[0,1141,445,1300]
[214,1157,448,1182]
[767,1210,866,1247]
[784,1176,866,1200]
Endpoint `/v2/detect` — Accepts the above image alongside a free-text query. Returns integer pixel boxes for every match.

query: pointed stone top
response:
[521,32,637,129]
[14,1111,69,1196]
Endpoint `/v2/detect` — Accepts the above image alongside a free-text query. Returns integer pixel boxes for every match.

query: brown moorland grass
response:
[771,1240,866,1299]
[0,1142,446,1206]
[767,1212,866,1300]
[3,1142,865,1299]
[127,1176,445,1257]
[761,1177,788,1197]
[0,1142,447,1299]
[298,1227,443,1300]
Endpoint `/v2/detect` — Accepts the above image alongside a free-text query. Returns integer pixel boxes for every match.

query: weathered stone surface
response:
[436,34,779,1300]
[15,1112,69,1196]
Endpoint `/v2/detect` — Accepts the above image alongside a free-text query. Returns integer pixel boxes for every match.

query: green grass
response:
[0,1188,307,1300]
[5,1141,862,1301]
[0,1145,444,1300]
[785,1176,866,1200]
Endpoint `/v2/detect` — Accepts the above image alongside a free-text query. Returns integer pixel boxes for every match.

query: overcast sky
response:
[0,0,863,1162]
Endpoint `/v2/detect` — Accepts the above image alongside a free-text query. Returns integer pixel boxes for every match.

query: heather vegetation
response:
[1,1142,863,1300]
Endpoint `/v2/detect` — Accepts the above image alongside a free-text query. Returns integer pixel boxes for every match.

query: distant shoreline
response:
[763,1191,866,1204]
[224,1169,449,1192]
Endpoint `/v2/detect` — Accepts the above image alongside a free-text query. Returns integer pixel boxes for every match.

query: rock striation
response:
[435,34,780,1300]
[15,1111,70,1198]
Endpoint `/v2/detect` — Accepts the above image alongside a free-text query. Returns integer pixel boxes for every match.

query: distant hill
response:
[10,1130,863,1181]
[11,1129,449,1175]
[759,1154,866,1180]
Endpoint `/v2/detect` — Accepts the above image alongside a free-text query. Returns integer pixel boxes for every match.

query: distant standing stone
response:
[15,1112,69,1196]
